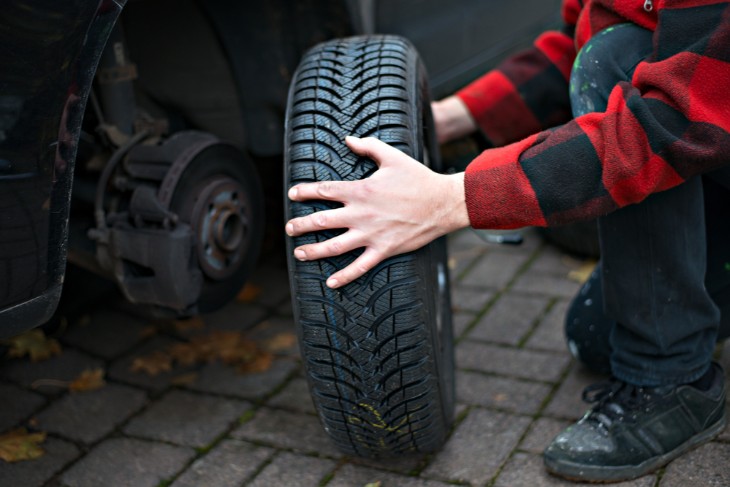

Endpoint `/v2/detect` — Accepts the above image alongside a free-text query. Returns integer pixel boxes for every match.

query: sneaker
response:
[543,362,726,483]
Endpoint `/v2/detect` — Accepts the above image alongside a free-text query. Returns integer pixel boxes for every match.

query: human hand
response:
[431,96,478,144]
[286,136,469,289]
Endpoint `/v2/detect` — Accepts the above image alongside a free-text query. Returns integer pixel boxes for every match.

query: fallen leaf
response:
[168,342,200,367]
[567,260,598,284]
[364,482,382,487]
[68,368,106,392]
[238,351,273,374]
[264,333,297,352]
[191,331,257,365]
[236,283,261,303]
[173,316,205,333]
[5,330,62,362]
[171,372,198,386]
[130,351,173,376]
[0,429,46,463]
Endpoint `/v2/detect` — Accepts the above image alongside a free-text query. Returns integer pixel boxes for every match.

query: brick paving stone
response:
[36,383,146,444]
[200,302,268,333]
[349,452,427,476]
[328,464,453,487]
[543,363,607,420]
[60,437,195,487]
[494,452,657,487]
[448,228,488,253]
[186,358,297,399]
[511,274,582,299]
[449,249,483,282]
[246,316,299,358]
[108,336,193,392]
[266,376,316,414]
[468,293,550,345]
[247,264,291,308]
[124,390,250,448]
[423,408,531,485]
[248,451,336,487]
[660,442,730,487]
[62,309,148,359]
[456,341,570,383]
[0,382,45,431]
[0,438,79,487]
[0,349,104,395]
[171,439,274,487]
[452,311,476,340]
[460,250,530,290]
[528,246,591,276]
[450,286,494,313]
[0,437,79,487]
[526,299,571,353]
[456,370,552,415]
[232,408,342,457]
[519,417,571,454]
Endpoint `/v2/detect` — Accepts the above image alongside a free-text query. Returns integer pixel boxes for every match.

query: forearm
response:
[431,96,477,144]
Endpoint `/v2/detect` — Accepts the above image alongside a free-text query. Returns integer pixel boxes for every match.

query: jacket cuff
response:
[463,140,547,229]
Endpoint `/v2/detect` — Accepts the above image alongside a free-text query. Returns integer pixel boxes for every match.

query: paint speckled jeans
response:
[566,23,730,386]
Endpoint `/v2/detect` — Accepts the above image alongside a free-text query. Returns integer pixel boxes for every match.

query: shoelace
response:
[581,380,657,429]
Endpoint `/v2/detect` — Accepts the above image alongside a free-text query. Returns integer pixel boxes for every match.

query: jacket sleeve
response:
[464,3,730,230]
[456,0,582,147]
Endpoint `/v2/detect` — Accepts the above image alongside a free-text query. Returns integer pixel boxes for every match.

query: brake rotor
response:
[122,130,264,313]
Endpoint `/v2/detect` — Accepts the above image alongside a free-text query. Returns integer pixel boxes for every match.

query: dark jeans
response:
[566,23,730,386]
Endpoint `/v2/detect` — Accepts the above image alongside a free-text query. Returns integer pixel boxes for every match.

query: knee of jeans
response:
[569,23,653,117]
[565,268,613,374]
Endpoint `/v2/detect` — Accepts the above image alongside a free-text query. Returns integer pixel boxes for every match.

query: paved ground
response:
[2,228,729,487]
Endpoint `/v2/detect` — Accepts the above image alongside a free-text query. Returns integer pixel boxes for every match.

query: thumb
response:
[345,136,404,168]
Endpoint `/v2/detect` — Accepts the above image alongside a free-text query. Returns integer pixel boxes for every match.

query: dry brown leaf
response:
[171,372,198,386]
[567,260,598,284]
[5,330,62,362]
[0,429,46,463]
[238,351,273,374]
[68,368,106,393]
[130,351,173,376]
[236,283,262,303]
[191,331,257,364]
[264,333,297,352]
[173,316,205,333]
[168,342,201,367]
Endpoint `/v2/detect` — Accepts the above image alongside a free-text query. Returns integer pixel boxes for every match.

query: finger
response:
[345,136,407,167]
[292,231,364,261]
[288,180,349,202]
[326,247,383,289]
[286,208,349,237]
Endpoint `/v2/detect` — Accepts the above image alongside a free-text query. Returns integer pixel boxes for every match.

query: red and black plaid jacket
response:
[457,0,730,229]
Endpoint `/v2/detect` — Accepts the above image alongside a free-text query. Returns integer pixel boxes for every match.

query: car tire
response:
[284,35,455,457]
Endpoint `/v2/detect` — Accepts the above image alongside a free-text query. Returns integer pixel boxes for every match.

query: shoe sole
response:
[543,414,727,483]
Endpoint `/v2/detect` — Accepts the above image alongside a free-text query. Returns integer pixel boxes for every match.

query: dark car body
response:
[0,0,561,336]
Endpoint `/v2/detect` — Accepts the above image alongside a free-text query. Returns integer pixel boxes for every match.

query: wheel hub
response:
[191,177,250,280]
